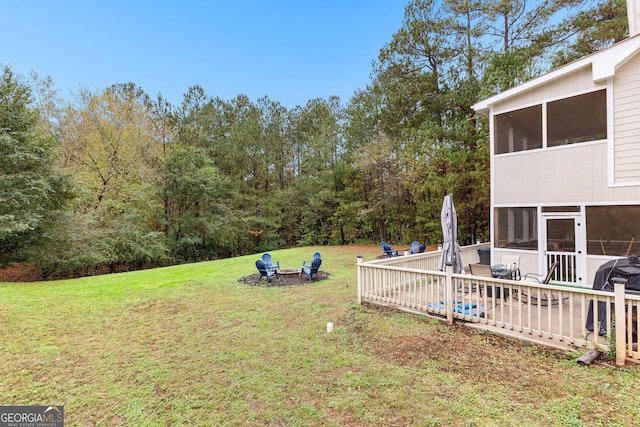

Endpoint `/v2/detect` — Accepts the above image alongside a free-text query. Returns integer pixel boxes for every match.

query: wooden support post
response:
[446,264,454,325]
[613,278,627,366]
[357,255,363,305]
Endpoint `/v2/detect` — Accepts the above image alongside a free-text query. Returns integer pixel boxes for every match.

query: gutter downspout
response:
[628,0,640,37]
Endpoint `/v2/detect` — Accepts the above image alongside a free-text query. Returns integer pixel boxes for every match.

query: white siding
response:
[493,67,598,113]
[493,142,640,204]
[492,59,640,204]
[613,56,640,184]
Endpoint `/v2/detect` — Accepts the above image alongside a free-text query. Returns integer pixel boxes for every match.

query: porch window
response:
[494,89,607,155]
[547,90,607,147]
[495,207,538,250]
[494,105,543,154]
[586,205,640,256]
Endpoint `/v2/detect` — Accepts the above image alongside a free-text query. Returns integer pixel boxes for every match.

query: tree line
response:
[0,0,626,278]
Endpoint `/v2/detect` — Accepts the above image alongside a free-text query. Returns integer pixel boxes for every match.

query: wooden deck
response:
[357,247,640,365]
[390,281,608,350]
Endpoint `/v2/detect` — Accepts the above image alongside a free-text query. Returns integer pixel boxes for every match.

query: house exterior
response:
[472,33,640,288]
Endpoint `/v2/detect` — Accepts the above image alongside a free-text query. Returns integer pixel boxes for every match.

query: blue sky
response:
[2,1,408,109]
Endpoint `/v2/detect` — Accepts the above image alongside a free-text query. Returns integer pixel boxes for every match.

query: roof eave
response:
[473,35,640,116]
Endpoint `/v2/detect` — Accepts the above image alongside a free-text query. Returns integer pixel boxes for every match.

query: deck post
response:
[446,264,454,324]
[357,255,363,304]
[613,278,627,366]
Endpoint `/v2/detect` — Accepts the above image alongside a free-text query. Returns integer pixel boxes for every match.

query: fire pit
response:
[238,270,330,287]
[278,268,301,276]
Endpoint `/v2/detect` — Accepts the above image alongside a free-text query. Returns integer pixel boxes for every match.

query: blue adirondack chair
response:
[302,252,321,268]
[256,260,278,283]
[301,257,322,281]
[261,253,280,272]
[381,242,399,257]
[418,243,426,253]
[410,241,420,254]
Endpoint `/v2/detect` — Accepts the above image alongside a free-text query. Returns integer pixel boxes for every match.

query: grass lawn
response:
[1,245,639,426]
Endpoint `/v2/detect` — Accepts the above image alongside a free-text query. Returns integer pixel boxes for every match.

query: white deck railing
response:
[357,246,640,366]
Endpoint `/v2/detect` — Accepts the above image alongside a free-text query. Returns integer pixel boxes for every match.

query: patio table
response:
[491,264,517,280]
[487,264,517,300]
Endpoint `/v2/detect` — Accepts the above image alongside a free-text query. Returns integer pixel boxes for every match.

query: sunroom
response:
[473,34,640,290]
[358,34,640,366]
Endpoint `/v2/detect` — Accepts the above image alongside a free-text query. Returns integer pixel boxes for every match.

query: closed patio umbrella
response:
[438,193,463,273]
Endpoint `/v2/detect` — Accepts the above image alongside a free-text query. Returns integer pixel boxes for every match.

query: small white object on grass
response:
[327,322,334,332]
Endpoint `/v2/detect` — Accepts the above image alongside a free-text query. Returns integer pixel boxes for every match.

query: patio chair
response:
[500,254,521,280]
[469,263,508,300]
[418,243,426,253]
[521,262,568,305]
[256,260,279,284]
[469,263,493,277]
[410,241,420,254]
[301,257,322,281]
[524,261,558,284]
[302,252,321,268]
[261,253,280,272]
[380,242,399,257]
